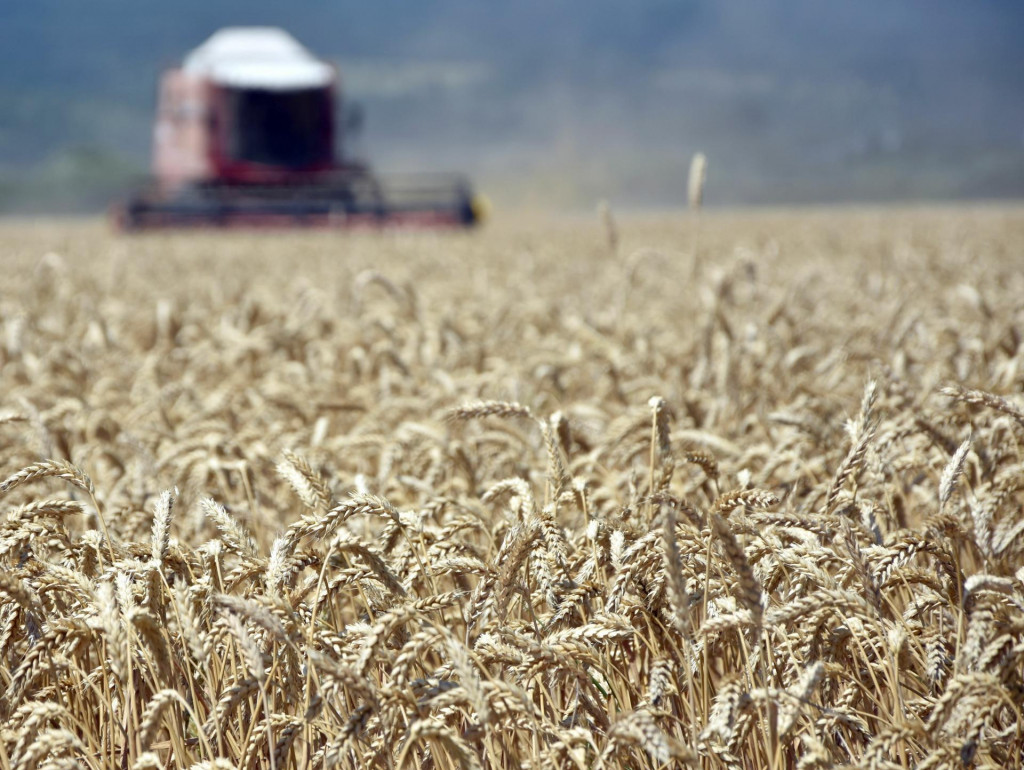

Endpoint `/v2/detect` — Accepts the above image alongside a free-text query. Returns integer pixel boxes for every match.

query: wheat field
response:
[1,208,1023,770]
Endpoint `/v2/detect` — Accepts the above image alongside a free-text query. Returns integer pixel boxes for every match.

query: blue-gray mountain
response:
[1,0,1022,210]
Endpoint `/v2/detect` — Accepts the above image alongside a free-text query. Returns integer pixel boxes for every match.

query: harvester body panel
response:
[153,69,215,190]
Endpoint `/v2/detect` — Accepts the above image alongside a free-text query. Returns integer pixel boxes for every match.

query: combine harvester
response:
[115,28,482,230]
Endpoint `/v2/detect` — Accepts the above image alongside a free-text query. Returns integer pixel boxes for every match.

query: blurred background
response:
[1,0,1023,213]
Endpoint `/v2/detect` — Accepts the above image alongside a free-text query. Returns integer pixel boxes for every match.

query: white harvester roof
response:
[182,27,334,90]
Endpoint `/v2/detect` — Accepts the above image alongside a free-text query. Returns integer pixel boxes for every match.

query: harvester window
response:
[225,87,332,168]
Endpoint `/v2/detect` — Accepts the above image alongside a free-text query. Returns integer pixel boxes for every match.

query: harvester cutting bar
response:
[116,173,479,231]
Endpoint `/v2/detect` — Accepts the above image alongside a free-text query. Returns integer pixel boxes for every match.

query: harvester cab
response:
[116,28,482,230]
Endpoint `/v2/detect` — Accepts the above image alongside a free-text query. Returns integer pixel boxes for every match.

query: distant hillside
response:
[1,0,1023,211]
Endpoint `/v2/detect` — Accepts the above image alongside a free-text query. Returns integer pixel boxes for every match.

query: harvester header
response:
[115,27,481,230]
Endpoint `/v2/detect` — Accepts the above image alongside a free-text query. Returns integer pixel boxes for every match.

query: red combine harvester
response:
[115,28,482,230]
